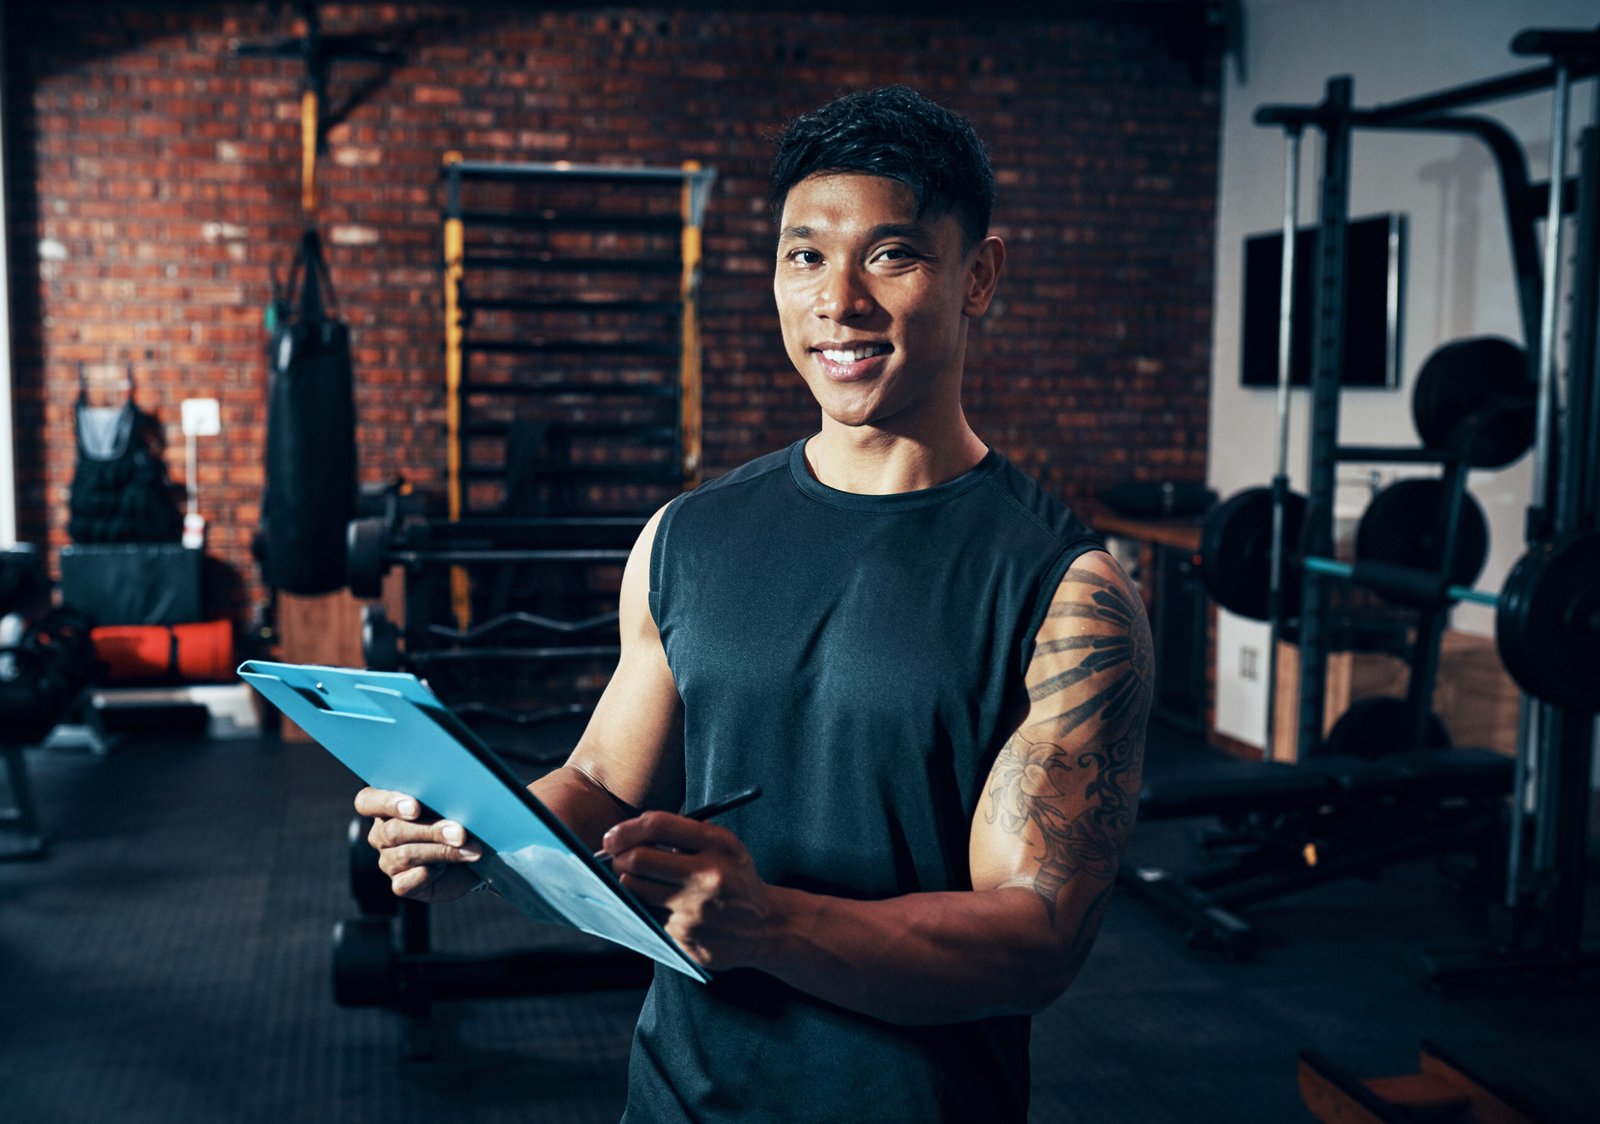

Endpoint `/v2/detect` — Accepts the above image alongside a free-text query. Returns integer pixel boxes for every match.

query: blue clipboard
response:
[238,659,710,983]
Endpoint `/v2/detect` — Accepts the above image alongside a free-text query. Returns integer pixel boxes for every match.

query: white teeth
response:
[820,345,888,364]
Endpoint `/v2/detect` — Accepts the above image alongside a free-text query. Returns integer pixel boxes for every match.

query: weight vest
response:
[67,366,182,545]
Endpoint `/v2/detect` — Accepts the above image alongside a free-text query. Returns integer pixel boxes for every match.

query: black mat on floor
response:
[1,719,1595,1123]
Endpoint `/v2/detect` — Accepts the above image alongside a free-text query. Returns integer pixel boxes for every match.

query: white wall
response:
[0,11,16,548]
[1207,0,1596,747]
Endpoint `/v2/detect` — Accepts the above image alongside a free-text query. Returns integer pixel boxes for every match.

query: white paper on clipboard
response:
[238,659,709,983]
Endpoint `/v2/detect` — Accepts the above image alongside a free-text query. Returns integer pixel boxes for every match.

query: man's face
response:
[773,173,999,433]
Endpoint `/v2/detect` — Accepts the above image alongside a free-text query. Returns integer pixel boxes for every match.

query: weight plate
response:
[1198,486,1307,622]
[1496,532,1600,712]
[1411,336,1535,468]
[348,814,398,916]
[331,916,398,1008]
[1355,478,1489,600]
[1318,695,1451,759]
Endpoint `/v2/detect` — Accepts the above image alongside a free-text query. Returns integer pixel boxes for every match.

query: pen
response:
[593,785,762,865]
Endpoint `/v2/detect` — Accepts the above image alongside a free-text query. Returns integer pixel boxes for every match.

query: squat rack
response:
[1254,24,1600,979]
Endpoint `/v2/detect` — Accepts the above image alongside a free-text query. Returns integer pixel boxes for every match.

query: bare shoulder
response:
[561,500,684,815]
[1025,548,1152,743]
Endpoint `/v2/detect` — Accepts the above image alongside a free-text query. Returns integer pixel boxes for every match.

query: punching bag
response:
[259,227,356,595]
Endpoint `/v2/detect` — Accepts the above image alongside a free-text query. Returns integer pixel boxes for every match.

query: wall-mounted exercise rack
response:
[441,157,715,525]
[346,158,717,739]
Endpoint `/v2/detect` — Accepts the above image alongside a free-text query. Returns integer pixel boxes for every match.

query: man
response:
[358,85,1150,1122]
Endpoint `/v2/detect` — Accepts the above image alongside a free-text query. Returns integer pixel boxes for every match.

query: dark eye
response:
[787,249,822,266]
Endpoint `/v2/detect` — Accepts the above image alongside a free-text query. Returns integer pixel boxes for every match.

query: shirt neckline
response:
[786,437,1001,512]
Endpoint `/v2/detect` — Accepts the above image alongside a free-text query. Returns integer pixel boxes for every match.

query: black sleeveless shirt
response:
[628,440,1103,1123]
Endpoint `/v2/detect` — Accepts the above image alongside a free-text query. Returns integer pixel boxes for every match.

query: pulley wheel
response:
[1411,336,1535,468]
[1198,486,1307,622]
[1496,532,1600,712]
[346,515,391,601]
[1355,479,1489,601]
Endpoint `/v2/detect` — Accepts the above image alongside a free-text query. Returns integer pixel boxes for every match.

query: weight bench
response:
[1120,747,1514,956]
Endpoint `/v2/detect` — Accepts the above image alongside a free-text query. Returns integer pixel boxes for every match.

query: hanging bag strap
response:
[75,359,136,407]
[292,226,340,325]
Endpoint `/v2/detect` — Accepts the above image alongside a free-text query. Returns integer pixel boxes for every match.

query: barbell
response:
[1199,485,1598,712]
[1199,479,1489,621]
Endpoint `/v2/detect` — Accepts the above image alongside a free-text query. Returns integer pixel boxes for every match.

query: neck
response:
[804,415,988,495]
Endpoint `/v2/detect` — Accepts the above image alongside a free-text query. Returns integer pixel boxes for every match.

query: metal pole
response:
[1295,77,1353,764]
[679,162,704,489]
[0,12,15,548]
[1529,61,1572,898]
[1264,127,1301,761]
[1530,64,1570,530]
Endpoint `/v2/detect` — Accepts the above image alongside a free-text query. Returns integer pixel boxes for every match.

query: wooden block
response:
[274,589,366,743]
[1272,642,1409,761]
[1273,630,1521,761]
[269,570,406,743]
[1432,631,1519,755]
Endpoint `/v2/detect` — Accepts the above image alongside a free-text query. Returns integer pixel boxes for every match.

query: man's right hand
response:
[353,787,483,903]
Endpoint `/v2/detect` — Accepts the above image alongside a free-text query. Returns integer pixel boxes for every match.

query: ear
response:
[962,236,1006,317]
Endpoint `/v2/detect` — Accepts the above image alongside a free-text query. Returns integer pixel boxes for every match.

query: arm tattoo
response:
[1030,570,1151,735]
[985,566,1151,926]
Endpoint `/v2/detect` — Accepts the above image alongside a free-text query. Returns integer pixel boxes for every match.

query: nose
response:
[814,264,874,321]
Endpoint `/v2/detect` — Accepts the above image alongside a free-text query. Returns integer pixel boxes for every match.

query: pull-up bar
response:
[1255,24,1599,129]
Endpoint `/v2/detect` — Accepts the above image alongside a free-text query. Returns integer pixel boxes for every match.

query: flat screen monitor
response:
[1240,213,1405,389]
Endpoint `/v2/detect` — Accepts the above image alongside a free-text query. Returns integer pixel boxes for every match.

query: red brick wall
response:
[5,2,1219,624]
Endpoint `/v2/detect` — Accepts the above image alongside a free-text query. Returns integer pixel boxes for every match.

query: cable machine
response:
[1253,25,1600,980]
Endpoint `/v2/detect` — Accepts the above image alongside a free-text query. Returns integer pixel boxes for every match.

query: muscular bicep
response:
[557,505,684,814]
[970,549,1151,962]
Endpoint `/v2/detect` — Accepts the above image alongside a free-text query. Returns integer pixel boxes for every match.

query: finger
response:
[390,862,480,903]
[372,815,481,852]
[603,811,731,857]
[389,863,437,898]
[376,839,482,879]
[354,787,425,821]
[612,843,698,887]
[369,815,433,850]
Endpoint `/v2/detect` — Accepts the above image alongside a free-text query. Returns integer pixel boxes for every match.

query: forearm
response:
[529,764,640,850]
[754,884,1088,1025]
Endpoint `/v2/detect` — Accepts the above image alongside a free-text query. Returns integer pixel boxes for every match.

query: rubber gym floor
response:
[1,714,1596,1124]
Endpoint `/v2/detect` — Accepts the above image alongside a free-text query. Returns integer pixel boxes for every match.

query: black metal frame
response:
[1253,25,1600,981]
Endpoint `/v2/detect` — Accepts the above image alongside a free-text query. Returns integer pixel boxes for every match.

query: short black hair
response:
[769,86,995,249]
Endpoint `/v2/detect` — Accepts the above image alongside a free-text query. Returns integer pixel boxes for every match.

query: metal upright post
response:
[441,154,471,629]
[1265,127,1301,761]
[1295,77,1353,762]
[678,162,713,491]
[1527,61,1572,901]
[1530,64,1572,540]
[1534,62,1596,966]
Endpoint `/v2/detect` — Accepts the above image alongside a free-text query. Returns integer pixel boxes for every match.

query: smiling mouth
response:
[816,343,891,366]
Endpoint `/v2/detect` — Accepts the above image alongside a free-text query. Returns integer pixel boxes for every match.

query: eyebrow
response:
[777,221,933,245]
